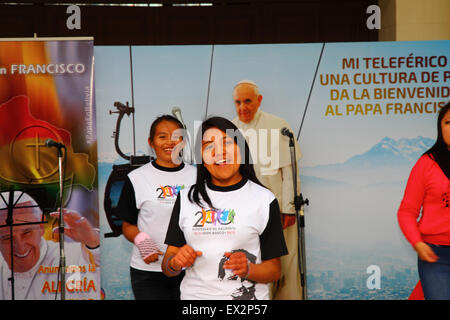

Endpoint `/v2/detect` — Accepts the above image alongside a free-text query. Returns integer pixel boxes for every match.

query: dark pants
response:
[130,267,184,300]
[418,244,450,300]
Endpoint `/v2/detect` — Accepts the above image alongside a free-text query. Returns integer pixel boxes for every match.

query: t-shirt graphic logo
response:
[156,184,185,199]
[218,249,257,300]
[193,208,236,227]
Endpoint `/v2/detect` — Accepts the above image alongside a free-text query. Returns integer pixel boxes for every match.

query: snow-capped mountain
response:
[345,136,434,167]
[302,136,434,185]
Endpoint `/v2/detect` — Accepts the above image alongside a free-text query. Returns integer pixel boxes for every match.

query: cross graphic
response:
[26,133,47,172]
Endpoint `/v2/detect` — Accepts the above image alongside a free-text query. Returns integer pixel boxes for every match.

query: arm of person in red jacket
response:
[397,156,438,263]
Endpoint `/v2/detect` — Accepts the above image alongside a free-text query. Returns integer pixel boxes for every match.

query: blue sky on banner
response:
[301,40,449,167]
[95,43,324,163]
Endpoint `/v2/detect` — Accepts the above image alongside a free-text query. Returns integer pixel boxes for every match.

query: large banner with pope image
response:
[0,38,100,300]
[96,40,449,300]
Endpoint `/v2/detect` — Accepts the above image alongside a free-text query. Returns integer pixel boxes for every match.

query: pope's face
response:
[233,84,262,124]
[0,206,44,272]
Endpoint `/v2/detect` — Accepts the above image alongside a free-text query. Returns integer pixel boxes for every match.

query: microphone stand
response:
[172,107,194,165]
[0,188,47,300]
[183,126,194,165]
[43,143,68,300]
[286,134,309,300]
[56,145,66,300]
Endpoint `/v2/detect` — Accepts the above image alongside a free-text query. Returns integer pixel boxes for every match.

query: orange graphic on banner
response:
[0,95,95,189]
[0,41,63,126]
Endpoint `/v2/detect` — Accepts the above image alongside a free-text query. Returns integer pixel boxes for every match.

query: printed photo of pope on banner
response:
[0,39,100,300]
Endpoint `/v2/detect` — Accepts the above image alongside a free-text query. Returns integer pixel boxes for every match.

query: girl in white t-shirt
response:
[162,116,287,300]
[117,115,196,300]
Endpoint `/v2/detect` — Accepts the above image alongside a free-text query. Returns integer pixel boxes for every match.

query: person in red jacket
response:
[397,101,450,300]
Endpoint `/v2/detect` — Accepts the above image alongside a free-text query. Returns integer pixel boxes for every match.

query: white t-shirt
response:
[165,178,288,300]
[118,161,196,272]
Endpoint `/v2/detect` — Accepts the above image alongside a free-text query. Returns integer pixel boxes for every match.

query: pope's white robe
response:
[0,238,100,300]
[233,109,303,300]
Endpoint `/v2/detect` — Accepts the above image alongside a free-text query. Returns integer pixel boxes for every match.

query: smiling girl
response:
[162,116,287,300]
[117,115,196,300]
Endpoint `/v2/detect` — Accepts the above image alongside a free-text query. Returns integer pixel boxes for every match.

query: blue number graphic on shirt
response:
[156,187,165,199]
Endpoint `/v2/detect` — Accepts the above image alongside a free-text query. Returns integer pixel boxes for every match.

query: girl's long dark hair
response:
[188,116,265,209]
[424,101,450,179]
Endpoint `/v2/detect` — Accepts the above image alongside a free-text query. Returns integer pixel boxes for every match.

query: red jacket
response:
[398,154,450,247]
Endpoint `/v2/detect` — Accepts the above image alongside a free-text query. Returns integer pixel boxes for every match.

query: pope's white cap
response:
[234,80,260,95]
[235,79,258,87]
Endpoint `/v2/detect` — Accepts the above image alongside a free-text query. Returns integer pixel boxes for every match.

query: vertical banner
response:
[0,39,100,300]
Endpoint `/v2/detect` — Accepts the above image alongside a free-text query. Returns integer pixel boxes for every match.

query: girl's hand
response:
[223,251,249,278]
[171,244,202,270]
[414,242,439,263]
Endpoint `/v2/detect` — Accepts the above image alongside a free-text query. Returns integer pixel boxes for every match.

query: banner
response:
[0,38,100,300]
[96,40,449,300]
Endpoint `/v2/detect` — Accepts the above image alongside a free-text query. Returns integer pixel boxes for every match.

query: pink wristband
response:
[134,232,160,261]
[134,232,150,245]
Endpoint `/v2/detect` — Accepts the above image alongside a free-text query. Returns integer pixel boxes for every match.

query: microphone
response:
[172,106,194,164]
[45,139,65,149]
[281,127,294,138]
[172,107,186,129]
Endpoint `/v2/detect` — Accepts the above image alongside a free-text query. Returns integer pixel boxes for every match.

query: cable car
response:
[103,102,152,238]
